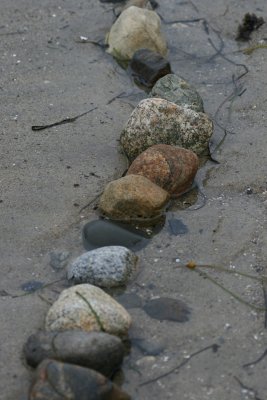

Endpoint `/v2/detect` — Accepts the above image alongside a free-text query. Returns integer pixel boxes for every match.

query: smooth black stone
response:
[82,219,150,251]
[130,48,171,88]
[143,297,191,322]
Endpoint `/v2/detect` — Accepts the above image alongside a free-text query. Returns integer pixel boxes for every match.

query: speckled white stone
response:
[120,97,213,160]
[67,246,138,287]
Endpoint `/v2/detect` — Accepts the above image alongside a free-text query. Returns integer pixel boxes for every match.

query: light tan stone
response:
[106,6,167,60]
[45,284,131,338]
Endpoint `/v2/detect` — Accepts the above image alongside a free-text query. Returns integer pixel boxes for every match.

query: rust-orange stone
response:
[127,144,199,197]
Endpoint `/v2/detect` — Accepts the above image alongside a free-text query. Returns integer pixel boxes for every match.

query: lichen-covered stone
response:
[67,246,138,287]
[45,284,131,338]
[130,48,171,88]
[150,74,204,112]
[127,144,199,197]
[99,174,169,221]
[120,98,213,160]
[24,330,124,377]
[29,359,130,400]
[106,6,167,60]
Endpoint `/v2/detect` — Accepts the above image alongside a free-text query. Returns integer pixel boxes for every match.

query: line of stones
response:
[24,2,214,399]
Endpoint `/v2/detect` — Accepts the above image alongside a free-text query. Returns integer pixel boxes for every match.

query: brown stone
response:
[30,359,130,400]
[99,175,169,221]
[127,144,199,197]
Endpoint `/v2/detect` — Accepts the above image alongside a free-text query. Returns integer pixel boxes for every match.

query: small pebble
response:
[49,251,70,270]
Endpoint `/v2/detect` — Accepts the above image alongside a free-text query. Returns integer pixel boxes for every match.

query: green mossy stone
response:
[150,74,204,112]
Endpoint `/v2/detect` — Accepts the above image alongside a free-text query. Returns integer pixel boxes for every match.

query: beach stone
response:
[151,74,204,112]
[127,144,199,197]
[130,48,171,88]
[49,251,70,271]
[24,330,124,377]
[67,246,138,287]
[82,219,149,251]
[29,359,130,400]
[123,0,152,10]
[100,0,124,3]
[45,284,131,338]
[120,98,213,160]
[99,174,169,221]
[106,6,167,60]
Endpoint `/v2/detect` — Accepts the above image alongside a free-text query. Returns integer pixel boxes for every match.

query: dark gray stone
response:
[30,359,131,400]
[130,48,171,88]
[151,74,204,112]
[24,330,125,377]
[82,219,149,251]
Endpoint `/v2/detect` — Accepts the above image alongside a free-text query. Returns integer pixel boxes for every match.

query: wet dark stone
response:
[82,219,150,251]
[168,218,188,235]
[116,293,143,309]
[49,251,70,271]
[21,280,44,293]
[131,338,164,355]
[30,359,130,400]
[143,297,190,322]
[150,0,158,9]
[130,48,171,88]
[24,330,124,377]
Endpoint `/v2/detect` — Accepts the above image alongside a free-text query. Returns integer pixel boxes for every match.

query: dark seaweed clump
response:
[236,13,264,41]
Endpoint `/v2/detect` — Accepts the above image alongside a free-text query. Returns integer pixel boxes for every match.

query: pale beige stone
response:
[123,0,152,11]
[106,6,167,60]
[45,284,131,338]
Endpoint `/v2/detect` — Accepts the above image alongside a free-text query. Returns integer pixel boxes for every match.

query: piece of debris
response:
[236,13,264,41]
